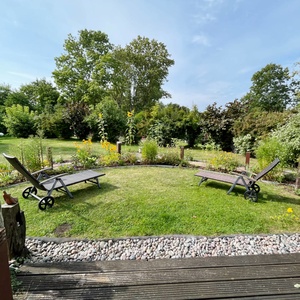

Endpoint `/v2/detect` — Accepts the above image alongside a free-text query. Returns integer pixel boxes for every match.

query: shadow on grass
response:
[259,190,300,206]
[52,181,118,203]
[200,181,300,206]
[23,182,119,215]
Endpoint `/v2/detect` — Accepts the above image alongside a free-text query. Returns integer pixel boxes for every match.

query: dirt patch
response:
[54,223,72,237]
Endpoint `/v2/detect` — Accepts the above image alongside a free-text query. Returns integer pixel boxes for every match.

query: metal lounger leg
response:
[48,178,73,198]
[227,176,249,194]
[86,177,101,188]
[198,177,208,186]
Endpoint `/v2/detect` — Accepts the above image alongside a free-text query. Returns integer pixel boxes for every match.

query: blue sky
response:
[1,0,300,111]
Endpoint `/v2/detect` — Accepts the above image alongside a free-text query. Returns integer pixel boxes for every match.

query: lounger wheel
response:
[22,186,37,199]
[252,184,260,193]
[38,196,55,210]
[244,190,258,202]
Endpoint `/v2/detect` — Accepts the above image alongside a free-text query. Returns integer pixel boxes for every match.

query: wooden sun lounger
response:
[195,158,280,202]
[3,153,105,210]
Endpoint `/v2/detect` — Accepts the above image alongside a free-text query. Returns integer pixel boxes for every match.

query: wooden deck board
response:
[15,253,300,299]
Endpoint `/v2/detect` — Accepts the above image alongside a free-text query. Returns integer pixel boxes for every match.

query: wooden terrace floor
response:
[15,253,300,299]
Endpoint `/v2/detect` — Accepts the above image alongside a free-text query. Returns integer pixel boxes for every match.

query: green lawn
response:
[0,136,141,164]
[0,137,299,239]
[2,166,299,239]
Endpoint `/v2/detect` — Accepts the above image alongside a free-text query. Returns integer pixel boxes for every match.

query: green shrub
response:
[87,98,126,143]
[271,109,300,165]
[147,121,166,146]
[3,105,36,138]
[157,148,182,166]
[99,140,121,166]
[73,138,97,169]
[255,137,285,181]
[100,152,120,166]
[207,151,240,172]
[52,106,73,139]
[121,152,139,164]
[233,134,253,155]
[16,135,48,172]
[0,163,17,186]
[256,138,286,165]
[141,139,158,163]
[200,141,221,151]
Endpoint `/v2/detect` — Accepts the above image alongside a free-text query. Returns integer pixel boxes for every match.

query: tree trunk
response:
[1,203,27,259]
[0,228,13,300]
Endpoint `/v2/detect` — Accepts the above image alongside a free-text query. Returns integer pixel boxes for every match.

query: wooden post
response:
[47,146,53,169]
[0,228,13,300]
[1,203,27,259]
[117,141,122,154]
[180,146,184,160]
[245,151,251,167]
[0,203,4,228]
[295,159,300,191]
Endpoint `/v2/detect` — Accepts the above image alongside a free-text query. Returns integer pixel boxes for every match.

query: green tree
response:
[200,100,245,151]
[242,63,293,112]
[19,79,59,113]
[53,29,113,107]
[0,84,12,133]
[200,103,228,150]
[0,84,12,106]
[86,97,126,143]
[146,103,197,147]
[134,110,151,140]
[3,105,36,137]
[51,105,73,139]
[110,36,175,113]
[233,109,290,142]
[182,105,201,148]
[5,91,31,108]
[64,102,90,139]
[271,108,300,165]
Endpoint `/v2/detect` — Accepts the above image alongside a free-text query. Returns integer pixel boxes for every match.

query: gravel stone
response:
[22,233,300,264]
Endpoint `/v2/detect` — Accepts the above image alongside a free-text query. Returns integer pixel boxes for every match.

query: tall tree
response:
[242,63,293,112]
[4,91,32,109]
[52,29,113,107]
[290,62,300,104]
[200,100,245,151]
[19,79,59,113]
[184,105,202,147]
[145,103,199,147]
[0,84,12,106]
[0,84,12,133]
[110,36,175,113]
[64,101,90,140]
[200,102,225,148]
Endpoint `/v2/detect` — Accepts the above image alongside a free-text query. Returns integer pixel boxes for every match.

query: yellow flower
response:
[127,111,133,117]
[287,208,293,214]
[99,113,103,119]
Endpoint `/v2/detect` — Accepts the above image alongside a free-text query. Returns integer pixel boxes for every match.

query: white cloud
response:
[238,66,256,75]
[192,34,211,46]
[8,71,36,81]
[193,12,216,24]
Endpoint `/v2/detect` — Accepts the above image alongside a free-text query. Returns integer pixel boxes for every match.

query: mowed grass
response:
[2,166,299,239]
[0,136,140,164]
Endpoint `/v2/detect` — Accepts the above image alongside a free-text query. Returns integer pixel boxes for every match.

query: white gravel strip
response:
[23,233,300,263]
